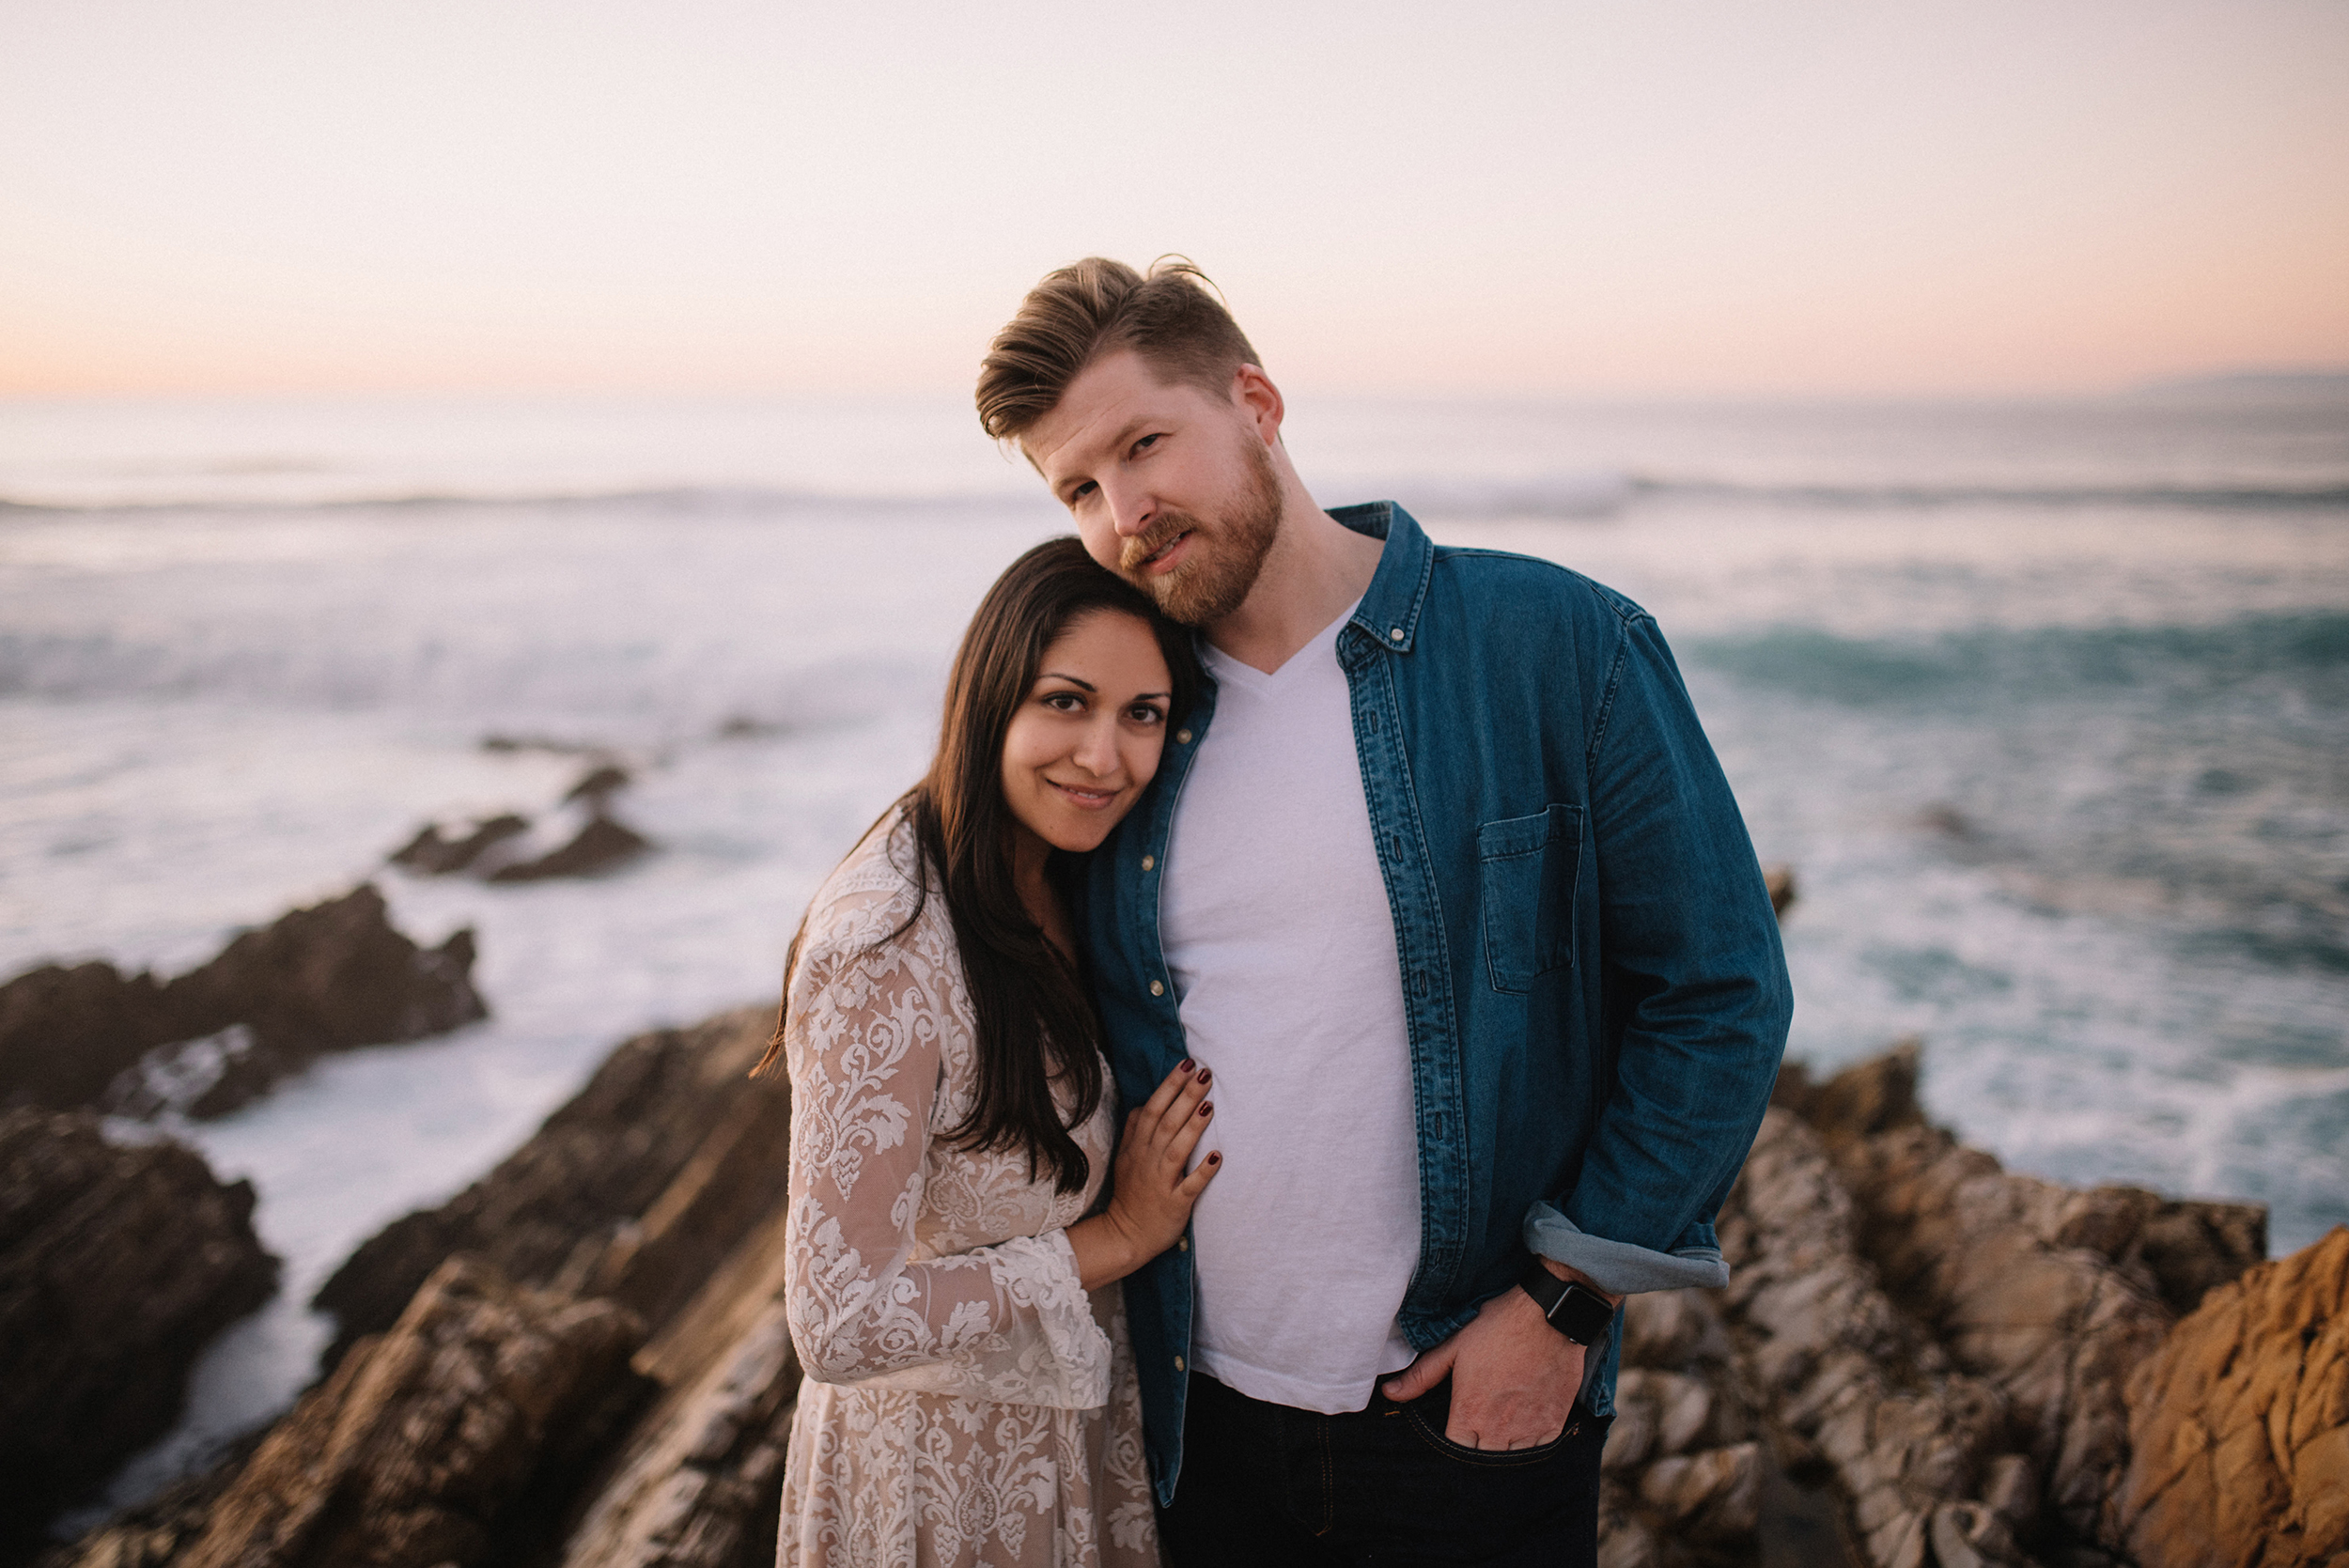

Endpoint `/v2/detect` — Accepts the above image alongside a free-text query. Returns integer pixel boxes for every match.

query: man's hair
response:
[975,256,1262,442]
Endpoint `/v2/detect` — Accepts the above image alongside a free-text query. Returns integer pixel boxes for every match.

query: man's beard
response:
[1115,438,1283,628]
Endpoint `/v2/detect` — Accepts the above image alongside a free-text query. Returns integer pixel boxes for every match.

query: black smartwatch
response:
[1517,1256,1615,1345]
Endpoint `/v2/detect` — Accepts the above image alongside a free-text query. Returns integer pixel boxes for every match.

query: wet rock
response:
[388,814,530,875]
[563,765,632,807]
[487,815,653,883]
[172,1255,646,1568]
[2113,1225,2349,1568]
[313,1006,786,1373]
[1637,1443,1763,1545]
[0,885,486,1119]
[1799,1039,1930,1151]
[0,1110,277,1554]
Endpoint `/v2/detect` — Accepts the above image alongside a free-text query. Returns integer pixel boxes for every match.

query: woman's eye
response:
[1127,705,1166,725]
[1043,691,1084,712]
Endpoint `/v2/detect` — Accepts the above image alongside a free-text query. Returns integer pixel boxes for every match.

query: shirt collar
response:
[1328,500,1434,655]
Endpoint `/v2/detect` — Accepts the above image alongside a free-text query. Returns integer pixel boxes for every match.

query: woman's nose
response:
[1071,715,1121,775]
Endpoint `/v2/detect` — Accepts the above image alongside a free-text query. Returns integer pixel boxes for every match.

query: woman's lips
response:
[1049,780,1122,809]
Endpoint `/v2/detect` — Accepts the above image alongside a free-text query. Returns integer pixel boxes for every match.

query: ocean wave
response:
[8,474,2345,520]
[1688,611,2349,706]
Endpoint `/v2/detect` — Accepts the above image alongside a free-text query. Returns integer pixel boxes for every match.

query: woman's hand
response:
[1068,1060,1221,1291]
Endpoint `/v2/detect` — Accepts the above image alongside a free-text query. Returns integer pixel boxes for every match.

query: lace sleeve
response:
[782,902,1112,1410]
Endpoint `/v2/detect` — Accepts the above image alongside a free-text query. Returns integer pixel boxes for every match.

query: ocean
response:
[4,384,2345,1517]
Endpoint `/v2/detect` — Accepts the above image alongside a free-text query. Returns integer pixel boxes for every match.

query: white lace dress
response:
[777,814,1160,1568]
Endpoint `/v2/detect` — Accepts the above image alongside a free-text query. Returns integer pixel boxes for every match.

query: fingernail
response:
[1178,1059,1193,1073]
[1196,1068,1212,1086]
[1206,1151,1221,1163]
[1198,1100,1213,1116]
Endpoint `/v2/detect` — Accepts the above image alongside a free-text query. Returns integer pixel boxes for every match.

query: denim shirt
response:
[1081,501,1792,1506]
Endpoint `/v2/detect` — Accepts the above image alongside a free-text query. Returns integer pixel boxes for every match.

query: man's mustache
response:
[1118,514,1201,577]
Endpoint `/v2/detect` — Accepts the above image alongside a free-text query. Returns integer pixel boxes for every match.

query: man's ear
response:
[1231,364,1285,444]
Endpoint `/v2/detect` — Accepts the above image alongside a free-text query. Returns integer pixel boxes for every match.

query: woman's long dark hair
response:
[754,537,1203,1193]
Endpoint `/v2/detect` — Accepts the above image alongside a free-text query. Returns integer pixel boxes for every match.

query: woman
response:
[764,537,1219,1567]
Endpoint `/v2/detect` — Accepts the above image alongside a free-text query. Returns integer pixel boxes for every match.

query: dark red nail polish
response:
[1206,1152,1221,1163]
[1198,1100,1213,1116]
[1196,1069,1212,1086]
[1178,1059,1193,1073]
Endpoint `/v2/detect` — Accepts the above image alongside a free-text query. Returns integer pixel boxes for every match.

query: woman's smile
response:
[1000,608,1175,859]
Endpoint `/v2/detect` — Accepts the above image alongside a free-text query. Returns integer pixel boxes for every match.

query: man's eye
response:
[1132,434,1160,455]
[1068,481,1097,504]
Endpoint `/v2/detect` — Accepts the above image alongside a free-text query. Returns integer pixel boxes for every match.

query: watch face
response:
[1554,1284,1614,1345]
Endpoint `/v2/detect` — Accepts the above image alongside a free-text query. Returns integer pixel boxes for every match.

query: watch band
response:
[1517,1256,1615,1346]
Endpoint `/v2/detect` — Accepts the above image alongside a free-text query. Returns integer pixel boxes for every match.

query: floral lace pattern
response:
[779,813,1159,1567]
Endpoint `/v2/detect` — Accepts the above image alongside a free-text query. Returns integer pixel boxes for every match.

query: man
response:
[975,257,1791,1565]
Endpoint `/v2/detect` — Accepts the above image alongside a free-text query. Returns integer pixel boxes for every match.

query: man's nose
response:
[1103,476,1154,538]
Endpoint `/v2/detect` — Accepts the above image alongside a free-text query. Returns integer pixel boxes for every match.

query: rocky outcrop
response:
[2112,1225,2349,1568]
[1716,1108,2034,1568]
[1,885,485,1119]
[556,1207,801,1568]
[171,1255,646,1568]
[313,1005,786,1375]
[390,765,654,884]
[1,1110,278,1555]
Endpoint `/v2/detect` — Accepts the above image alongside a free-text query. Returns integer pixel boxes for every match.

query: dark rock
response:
[313,1006,786,1373]
[0,962,181,1110]
[172,1255,646,1568]
[487,816,653,884]
[0,886,486,1119]
[0,1110,278,1555]
[562,766,631,807]
[388,814,530,876]
[557,1205,801,1568]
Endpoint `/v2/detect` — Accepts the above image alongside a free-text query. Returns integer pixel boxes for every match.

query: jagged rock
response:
[0,886,486,1119]
[2113,1225,2349,1568]
[1799,1039,1931,1151]
[35,1439,259,1568]
[314,1006,786,1373]
[1717,1108,2026,1567]
[488,815,654,883]
[0,1110,278,1554]
[171,1255,645,1568]
[1603,1370,1752,1476]
[388,814,530,876]
[557,1207,801,1568]
[1619,1284,1735,1372]
[1830,1122,2180,1545]
[1637,1443,1763,1545]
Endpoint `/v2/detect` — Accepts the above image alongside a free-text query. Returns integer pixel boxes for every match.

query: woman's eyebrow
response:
[1037,671,1097,691]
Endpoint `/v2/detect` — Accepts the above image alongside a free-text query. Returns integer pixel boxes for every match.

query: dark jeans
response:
[1158,1373,1611,1567]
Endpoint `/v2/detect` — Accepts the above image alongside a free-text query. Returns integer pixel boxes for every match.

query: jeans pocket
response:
[1476,804,1583,994]
[1400,1383,1585,1469]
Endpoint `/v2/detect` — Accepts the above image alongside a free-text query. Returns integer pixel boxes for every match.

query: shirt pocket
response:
[1477,804,1584,995]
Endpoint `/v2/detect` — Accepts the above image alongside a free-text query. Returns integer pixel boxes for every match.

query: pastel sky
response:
[2,1,2343,397]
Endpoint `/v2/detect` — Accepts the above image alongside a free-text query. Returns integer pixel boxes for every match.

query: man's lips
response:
[1138,530,1192,575]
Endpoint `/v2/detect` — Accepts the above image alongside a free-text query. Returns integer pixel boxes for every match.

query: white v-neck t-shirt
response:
[1161,602,1422,1415]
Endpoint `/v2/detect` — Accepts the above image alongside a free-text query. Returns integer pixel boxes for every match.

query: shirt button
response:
[1150,980,1165,997]
[1389,627,1405,641]
[1141,855,1155,871]
[1175,728,1192,743]
[1174,1355,1186,1372]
